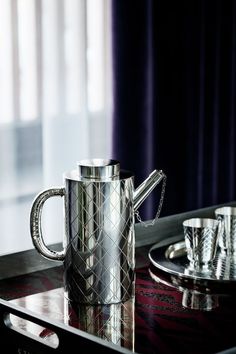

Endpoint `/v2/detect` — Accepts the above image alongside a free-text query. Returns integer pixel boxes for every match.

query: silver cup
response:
[215,206,236,255]
[183,218,220,269]
[215,252,236,280]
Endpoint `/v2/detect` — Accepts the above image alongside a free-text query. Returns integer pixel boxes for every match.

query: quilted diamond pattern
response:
[64,178,135,304]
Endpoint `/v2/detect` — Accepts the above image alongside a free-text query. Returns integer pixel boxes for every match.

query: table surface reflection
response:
[0,265,234,354]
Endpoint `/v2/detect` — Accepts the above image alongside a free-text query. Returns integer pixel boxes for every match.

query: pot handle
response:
[30,187,66,261]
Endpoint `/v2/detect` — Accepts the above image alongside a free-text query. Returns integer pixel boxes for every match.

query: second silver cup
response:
[215,206,236,255]
[183,218,220,269]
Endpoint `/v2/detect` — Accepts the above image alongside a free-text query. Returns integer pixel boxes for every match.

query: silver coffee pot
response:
[30,159,165,304]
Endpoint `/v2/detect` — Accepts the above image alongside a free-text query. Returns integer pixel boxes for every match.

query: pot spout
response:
[133,170,164,211]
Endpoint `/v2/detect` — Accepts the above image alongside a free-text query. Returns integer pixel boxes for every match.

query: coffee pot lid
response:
[77,158,120,180]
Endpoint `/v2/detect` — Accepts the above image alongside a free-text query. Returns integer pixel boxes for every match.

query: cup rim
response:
[183,218,219,229]
[215,206,236,216]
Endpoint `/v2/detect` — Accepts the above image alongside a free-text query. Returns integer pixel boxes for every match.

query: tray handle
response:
[0,299,129,353]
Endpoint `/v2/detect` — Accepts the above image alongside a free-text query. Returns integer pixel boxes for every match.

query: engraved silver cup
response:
[215,206,236,255]
[183,218,220,269]
[30,159,164,304]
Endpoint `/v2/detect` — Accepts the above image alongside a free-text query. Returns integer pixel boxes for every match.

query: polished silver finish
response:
[65,298,135,350]
[135,171,166,227]
[30,187,66,261]
[77,158,120,180]
[183,218,220,268]
[63,171,135,304]
[165,240,186,259]
[149,240,236,283]
[30,159,164,304]
[133,170,164,211]
[215,252,236,279]
[149,268,219,311]
[215,206,236,254]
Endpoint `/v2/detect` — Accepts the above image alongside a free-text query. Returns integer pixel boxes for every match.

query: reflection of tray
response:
[148,239,236,294]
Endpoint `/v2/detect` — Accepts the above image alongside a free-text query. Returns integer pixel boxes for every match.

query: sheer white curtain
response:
[0,0,112,255]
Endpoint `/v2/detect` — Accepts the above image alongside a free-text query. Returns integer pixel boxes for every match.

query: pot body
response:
[63,170,135,304]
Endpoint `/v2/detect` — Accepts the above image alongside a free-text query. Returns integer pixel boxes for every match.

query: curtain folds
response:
[112,0,236,219]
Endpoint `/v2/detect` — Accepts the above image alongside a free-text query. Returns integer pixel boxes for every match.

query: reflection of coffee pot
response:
[65,298,135,351]
[30,159,165,304]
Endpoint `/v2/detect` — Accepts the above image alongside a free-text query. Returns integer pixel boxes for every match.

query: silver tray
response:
[148,238,236,295]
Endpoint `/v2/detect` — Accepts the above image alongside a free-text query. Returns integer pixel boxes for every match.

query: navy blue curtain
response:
[112,0,236,219]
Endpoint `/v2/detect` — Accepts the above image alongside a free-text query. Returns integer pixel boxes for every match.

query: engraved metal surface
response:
[64,176,135,305]
[183,218,219,267]
[63,168,164,304]
[30,187,66,261]
[215,206,236,254]
[30,160,165,305]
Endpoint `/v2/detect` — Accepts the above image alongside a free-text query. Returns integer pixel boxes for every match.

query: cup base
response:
[186,261,215,277]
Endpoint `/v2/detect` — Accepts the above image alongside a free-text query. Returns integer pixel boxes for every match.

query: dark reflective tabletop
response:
[0,261,235,354]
